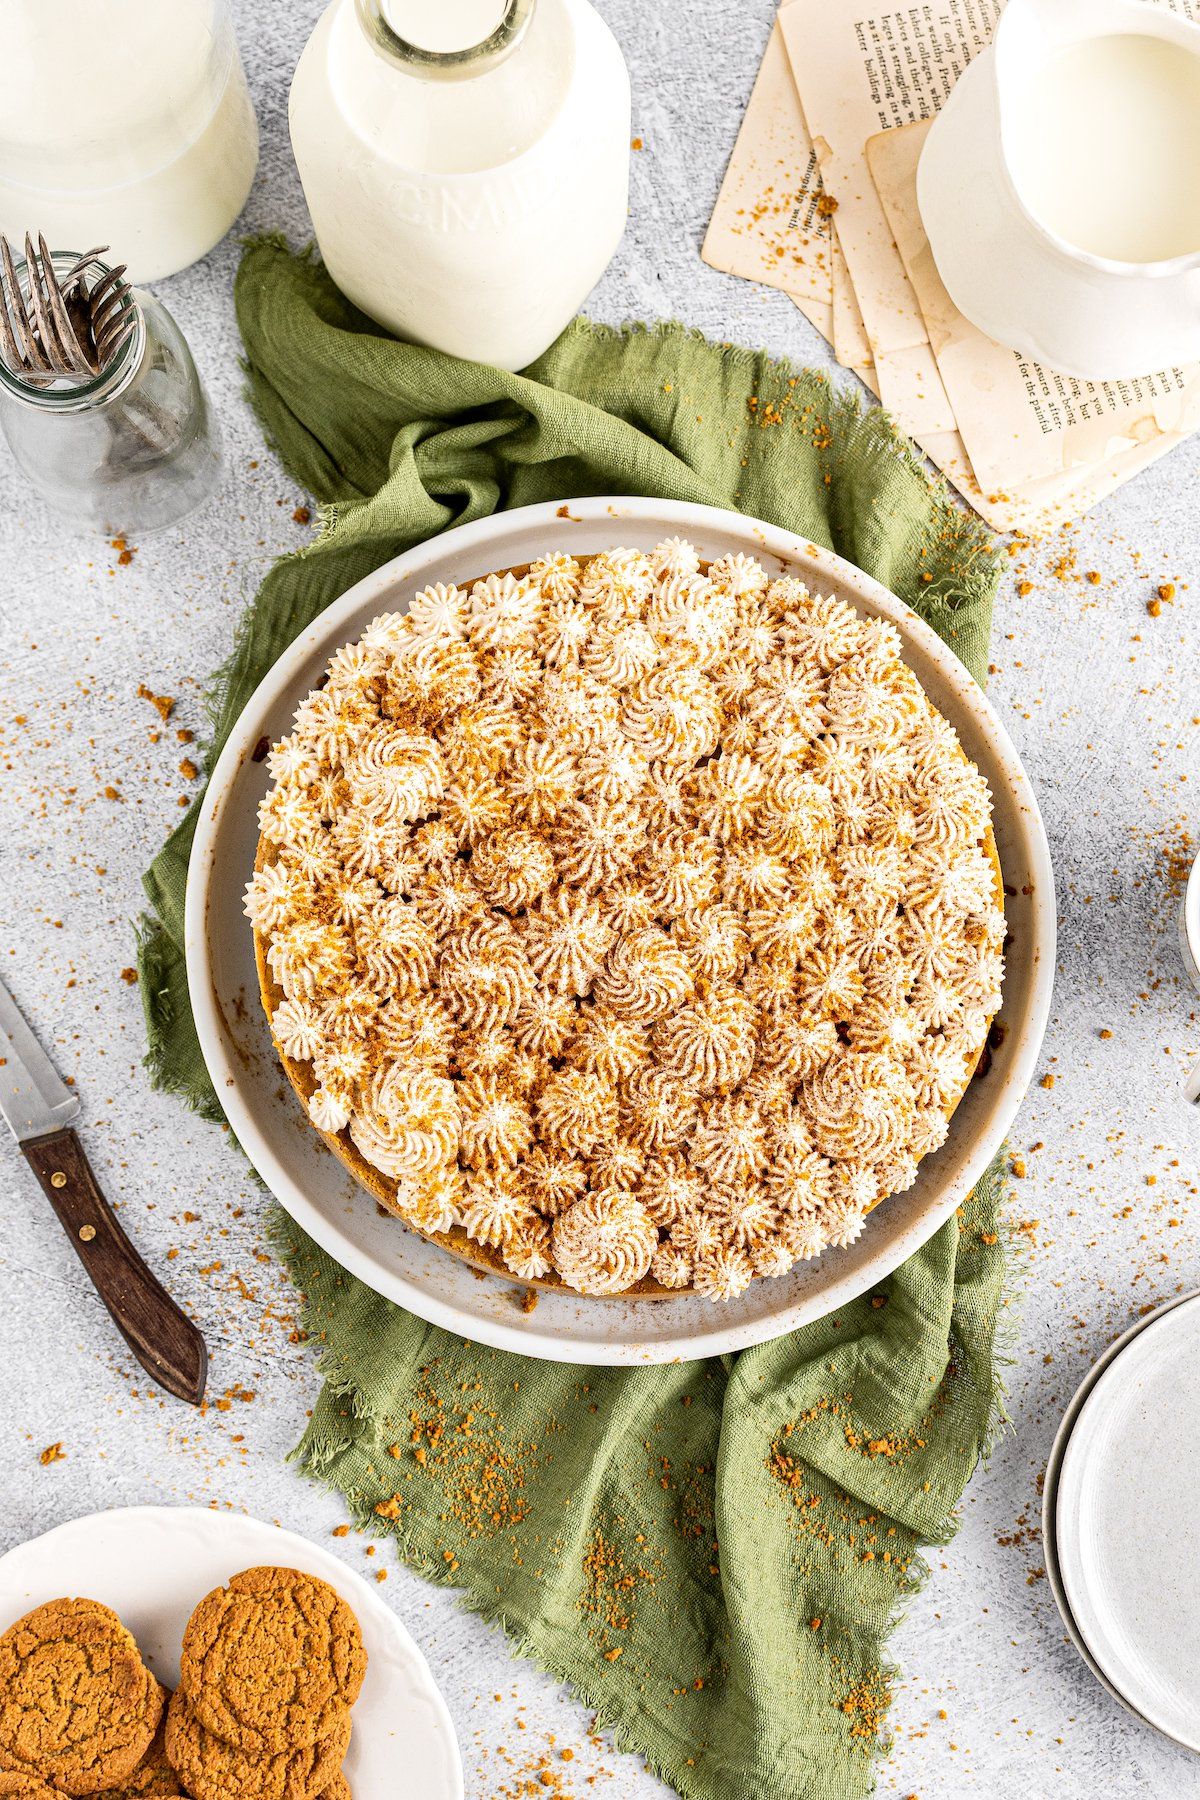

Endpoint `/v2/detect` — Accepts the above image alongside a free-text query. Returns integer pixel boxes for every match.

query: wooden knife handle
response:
[22,1126,208,1405]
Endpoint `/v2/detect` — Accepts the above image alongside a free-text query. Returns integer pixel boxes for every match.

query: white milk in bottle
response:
[0,0,258,283]
[288,0,631,370]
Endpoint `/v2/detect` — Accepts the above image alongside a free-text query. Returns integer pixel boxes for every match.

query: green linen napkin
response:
[139,238,1014,1800]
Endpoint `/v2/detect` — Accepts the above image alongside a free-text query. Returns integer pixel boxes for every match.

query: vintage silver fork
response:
[85,258,139,368]
[0,234,137,385]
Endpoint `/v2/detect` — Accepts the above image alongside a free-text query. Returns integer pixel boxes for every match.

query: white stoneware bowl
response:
[185,497,1056,1364]
[0,1507,463,1800]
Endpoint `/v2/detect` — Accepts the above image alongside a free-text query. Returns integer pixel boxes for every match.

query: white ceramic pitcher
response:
[918,0,1200,381]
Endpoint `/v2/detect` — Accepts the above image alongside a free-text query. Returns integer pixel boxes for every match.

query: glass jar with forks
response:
[0,240,220,533]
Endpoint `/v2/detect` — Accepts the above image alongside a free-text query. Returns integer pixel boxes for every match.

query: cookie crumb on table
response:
[136,685,174,723]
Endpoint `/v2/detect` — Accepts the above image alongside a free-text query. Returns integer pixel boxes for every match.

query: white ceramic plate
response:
[1180,852,1200,1104]
[185,497,1055,1364]
[1056,1294,1200,1752]
[1180,849,1200,990]
[1043,1290,1200,1740]
[0,1506,462,1800]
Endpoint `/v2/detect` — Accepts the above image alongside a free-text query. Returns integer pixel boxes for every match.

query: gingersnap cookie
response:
[0,1599,162,1796]
[164,1687,350,1800]
[0,1774,70,1800]
[180,1567,365,1757]
[316,1781,349,1800]
[94,1688,184,1800]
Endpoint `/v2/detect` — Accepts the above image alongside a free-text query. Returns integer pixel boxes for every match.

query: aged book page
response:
[701,8,877,377]
[777,0,969,434]
[701,14,834,308]
[790,295,837,346]
[830,226,873,374]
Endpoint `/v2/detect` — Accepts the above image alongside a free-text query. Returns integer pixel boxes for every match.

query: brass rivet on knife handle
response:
[21,1125,208,1406]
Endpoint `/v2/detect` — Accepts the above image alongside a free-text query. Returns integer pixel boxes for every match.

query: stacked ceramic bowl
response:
[1044,1288,1200,1749]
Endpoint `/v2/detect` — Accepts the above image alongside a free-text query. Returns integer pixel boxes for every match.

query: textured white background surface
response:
[2,2,1199,1795]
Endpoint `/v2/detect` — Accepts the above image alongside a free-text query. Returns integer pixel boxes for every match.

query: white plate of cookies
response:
[0,1506,462,1800]
[186,497,1056,1364]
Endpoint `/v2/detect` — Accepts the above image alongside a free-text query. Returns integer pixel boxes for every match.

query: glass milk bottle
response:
[289,0,631,370]
[0,0,258,284]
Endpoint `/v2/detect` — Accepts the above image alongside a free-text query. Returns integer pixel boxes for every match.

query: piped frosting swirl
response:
[250,540,1004,1300]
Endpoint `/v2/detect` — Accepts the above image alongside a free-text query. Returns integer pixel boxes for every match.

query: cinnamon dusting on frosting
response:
[249,543,1004,1301]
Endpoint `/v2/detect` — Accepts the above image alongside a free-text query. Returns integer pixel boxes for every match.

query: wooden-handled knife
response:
[0,973,207,1404]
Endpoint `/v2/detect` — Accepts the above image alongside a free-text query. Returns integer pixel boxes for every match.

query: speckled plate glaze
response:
[1053,1293,1200,1752]
[0,1506,463,1800]
[185,497,1055,1364]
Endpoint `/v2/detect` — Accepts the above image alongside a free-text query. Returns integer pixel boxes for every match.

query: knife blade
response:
[0,976,81,1141]
[0,973,207,1405]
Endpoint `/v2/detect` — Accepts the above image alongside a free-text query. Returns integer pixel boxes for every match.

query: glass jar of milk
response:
[289,0,631,371]
[0,0,258,284]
